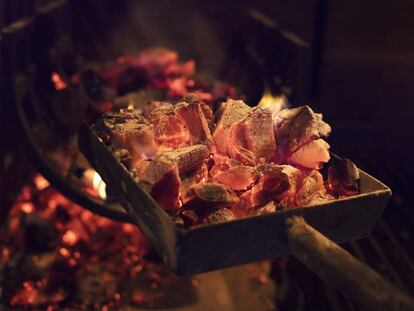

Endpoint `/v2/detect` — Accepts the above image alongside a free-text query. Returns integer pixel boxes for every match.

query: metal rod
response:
[286,216,414,311]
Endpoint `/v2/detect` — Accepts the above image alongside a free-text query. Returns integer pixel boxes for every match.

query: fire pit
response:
[73,48,389,276]
[1,0,414,310]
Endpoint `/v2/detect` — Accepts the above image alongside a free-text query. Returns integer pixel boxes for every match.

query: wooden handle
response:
[286,216,414,311]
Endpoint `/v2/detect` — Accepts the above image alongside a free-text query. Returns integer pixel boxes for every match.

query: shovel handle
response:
[286,216,414,311]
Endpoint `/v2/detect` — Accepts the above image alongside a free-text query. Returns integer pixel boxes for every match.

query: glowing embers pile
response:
[86,48,360,227]
[0,175,183,310]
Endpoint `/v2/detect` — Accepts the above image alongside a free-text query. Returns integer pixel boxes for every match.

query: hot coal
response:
[90,49,359,228]
[207,208,237,224]
[0,175,178,310]
[184,183,239,210]
[328,158,360,196]
[210,155,258,191]
[229,107,276,164]
[175,100,215,149]
[213,99,252,155]
[274,105,331,169]
[98,110,156,158]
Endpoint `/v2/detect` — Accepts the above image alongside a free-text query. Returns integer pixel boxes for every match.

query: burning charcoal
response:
[207,208,236,224]
[277,165,306,200]
[289,139,331,169]
[229,107,276,164]
[153,116,189,148]
[184,183,239,210]
[136,48,178,76]
[328,158,360,196]
[274,105,331,169]
[210,156,258,191]
[181,210,199,227]
[180,164,209,203]
[250,164,304,207]
[295,170,324,206]
[251,201,277,216]
[160,145,210,174]
[150,169,181,210]
[179,93,202,105]
[116,66,148,95]
[165,59,195,78]
[23,212,58,252]
[213,99,252,155]
[142,145,209,183]
[179,93,213,118]
[175,100,215,149]
[98,110,157,158]
[142,101,189,147]
[142,101,175,123]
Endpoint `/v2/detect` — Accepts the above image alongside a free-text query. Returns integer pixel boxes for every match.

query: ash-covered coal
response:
[86,48,359,227]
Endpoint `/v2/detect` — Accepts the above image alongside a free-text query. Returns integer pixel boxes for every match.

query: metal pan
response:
[78,122,414,311]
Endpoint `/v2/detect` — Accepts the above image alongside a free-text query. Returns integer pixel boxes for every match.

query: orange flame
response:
[258,87,288,119]
[83,169,107,200]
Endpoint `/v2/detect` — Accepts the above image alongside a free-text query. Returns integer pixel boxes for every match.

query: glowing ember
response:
[59,247,70,257]
[62,230,78,245]
[21,202,33,214]
[0,174,178,309]
[258,87,288,119]
[93,172,107,200]
[89,48,345,227]
[83,169,107,200]
[34,175,50,191]
[51,72,67,90]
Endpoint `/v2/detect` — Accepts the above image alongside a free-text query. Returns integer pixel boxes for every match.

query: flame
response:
[258,87,288,119]
[127,102,134,110]
[93,172,107,199]
[51,72,67,90]
[83,169,107,200]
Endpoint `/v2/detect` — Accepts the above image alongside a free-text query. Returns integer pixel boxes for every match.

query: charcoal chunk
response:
[207,208,236,224]
[328,158,360,196]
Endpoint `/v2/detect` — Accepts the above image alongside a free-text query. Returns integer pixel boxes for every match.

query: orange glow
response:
[21,202,34,214]
[62,230,78,245]
[93,172,107,199]
[2,248,10,261]
[51,72,67,90]
[191,278,199,287]
[59,248,70,257]
[83,169,107,200]
[123,224,135,233]
[258,87,287,119]
[34,175,50,191]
